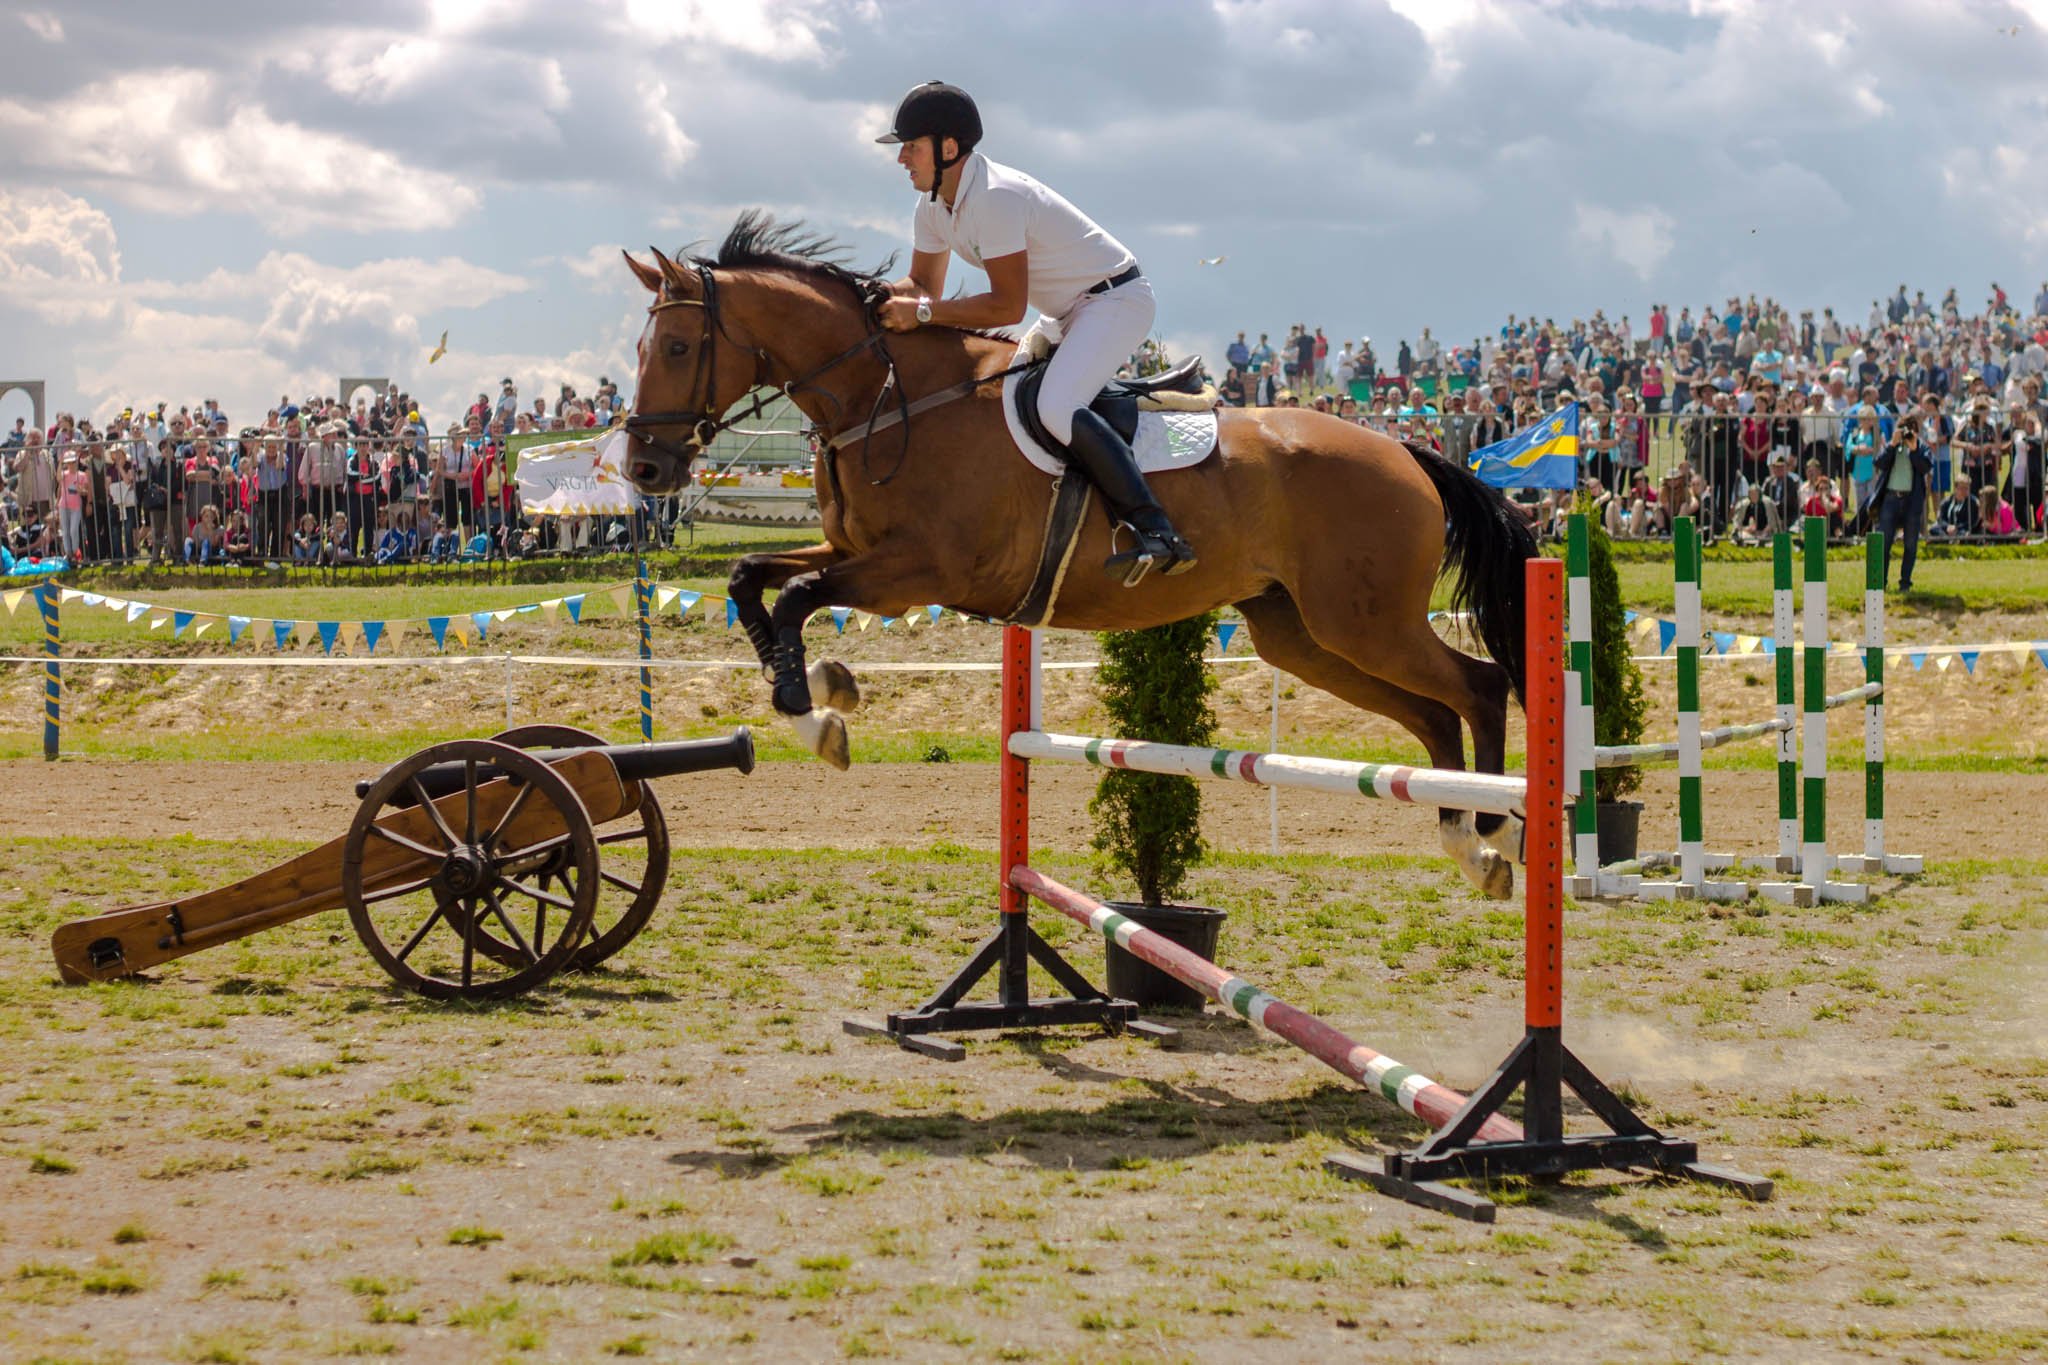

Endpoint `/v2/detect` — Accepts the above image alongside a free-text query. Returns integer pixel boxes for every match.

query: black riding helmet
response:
[876,81,981,201]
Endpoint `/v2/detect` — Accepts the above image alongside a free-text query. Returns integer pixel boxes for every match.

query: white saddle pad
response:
[1002,369,1219,477]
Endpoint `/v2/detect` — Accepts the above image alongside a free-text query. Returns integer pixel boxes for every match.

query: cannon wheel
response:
[487,724,670,973]
[343,739,599,1000]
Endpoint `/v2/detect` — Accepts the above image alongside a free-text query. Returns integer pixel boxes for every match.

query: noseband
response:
[624,261,909,482]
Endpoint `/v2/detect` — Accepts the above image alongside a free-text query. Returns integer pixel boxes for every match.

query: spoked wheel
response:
[486,724,670,972]
[343,739,599,1000]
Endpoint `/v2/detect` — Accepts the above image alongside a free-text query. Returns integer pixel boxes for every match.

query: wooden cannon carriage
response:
[50,726,754,1001]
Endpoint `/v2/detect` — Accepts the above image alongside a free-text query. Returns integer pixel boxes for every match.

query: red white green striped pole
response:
[1009,864,1524,1144]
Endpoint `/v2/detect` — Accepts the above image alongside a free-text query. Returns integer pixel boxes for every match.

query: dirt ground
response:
[2,602,2045,1361]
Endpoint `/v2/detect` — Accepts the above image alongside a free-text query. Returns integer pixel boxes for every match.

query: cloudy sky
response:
[2,0,2046,428]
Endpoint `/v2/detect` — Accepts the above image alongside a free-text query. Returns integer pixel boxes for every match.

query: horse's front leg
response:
[729,545,859,713]
[766,554,962,769]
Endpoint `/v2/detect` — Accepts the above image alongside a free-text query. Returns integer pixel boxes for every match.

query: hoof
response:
[1475,849,1515,901]
[808,659,861,714]
[792,708,851,771]
[1497,813,1528,867]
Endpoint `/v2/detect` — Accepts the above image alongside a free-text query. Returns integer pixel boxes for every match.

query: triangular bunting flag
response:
[362,621,385,654]
[539,598,561,624]
[317,621,341,655]
[295,621,319,647]
[926,604,943,624]
[428,616,450,651]
[1217,621,1239,653]
[172,610,195,639]
[471,612,492,641]
[610,587,632,616]
[655,587,678,612]
[385,620,407,649]
[725,598,738,628]
[228,615,250,645]
[450,617,473,646]
[830,607,850,633]
[1,588,25,616]
[2034,644,2048,672]
[57,587,83,603]
[1760,638,1777,656]
[674,590,700,617]
[81,592,104,608]
[193,618,214,638]
[127,602,149,623]
[492,608,517,623]
[563,595,585,624]
[1909,650,1926,671]
[1710,631,1734,655]
[1734,634,1760,655]
[1623,609,1638,624]
[99,595,126,612]
[148,612,170,631]
[274,620,296,650]
[881,615,898,629]
[1657,620,1678,653]
[1960,650,1978,675]
[856,610,874,632]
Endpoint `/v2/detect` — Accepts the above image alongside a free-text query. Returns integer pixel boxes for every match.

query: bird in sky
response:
[1197,255,1226,266]
[428,330,448,364]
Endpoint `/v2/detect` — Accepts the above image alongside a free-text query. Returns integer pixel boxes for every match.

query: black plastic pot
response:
[1102,902,1226,1011]
[1566,799,1644,865]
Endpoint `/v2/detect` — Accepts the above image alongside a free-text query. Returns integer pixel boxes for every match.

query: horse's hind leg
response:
[1238,591,1516,899]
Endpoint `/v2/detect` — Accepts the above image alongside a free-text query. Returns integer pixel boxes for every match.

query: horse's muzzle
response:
[624,433,694,496]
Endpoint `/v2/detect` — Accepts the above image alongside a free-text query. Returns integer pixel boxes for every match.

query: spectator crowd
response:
[1202,282,2048,589]
[2,375,638,571]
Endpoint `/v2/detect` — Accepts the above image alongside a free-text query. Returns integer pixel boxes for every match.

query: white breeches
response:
[1015,279,1157,444]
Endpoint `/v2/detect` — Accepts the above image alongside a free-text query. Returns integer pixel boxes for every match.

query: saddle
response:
[1010,354,1211,457]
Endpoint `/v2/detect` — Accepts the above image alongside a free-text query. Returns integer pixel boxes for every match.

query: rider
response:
[874,80,1197,580]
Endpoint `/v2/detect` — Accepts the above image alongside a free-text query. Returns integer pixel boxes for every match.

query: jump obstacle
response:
[1564,513,1920,906]
[850,557,1772,1221]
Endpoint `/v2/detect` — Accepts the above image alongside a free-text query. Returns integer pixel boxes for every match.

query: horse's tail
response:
[1402,440,1539,707]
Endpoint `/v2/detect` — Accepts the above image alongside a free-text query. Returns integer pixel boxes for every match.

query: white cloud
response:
[618,0,835,60]
[20,10,62,41]
[0,72,481,234]
[1574,204,1677,283]
[641,77,697,175]
[0,188,121,321]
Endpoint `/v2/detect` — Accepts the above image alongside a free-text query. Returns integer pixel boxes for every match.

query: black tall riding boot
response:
[1061,406,1198,584]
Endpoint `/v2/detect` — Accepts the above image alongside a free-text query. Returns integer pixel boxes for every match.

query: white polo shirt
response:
[912,152,1136,323]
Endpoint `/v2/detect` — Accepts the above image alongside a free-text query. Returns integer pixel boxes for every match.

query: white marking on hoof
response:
[808,659,861,714]
[1476,849,1515,901]
[1496,813,1528,867]
[1441,812,1514,899]
[792,707,851,771]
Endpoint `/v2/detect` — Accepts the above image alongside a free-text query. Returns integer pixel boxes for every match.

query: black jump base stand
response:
[843,915,1178,1061]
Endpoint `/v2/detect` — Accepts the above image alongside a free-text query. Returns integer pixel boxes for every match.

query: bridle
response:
[624,261,916,485]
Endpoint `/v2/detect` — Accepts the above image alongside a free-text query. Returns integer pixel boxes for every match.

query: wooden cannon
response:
[50,726,754,1001]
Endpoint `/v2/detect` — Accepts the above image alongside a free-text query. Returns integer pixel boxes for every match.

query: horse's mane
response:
[693,210,1015,343]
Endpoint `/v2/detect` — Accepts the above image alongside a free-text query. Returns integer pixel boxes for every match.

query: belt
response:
[1085,264,1142,296]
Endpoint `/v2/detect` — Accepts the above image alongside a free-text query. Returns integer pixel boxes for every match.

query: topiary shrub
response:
[1088,612,1219,906]
[1577,496,1648,802]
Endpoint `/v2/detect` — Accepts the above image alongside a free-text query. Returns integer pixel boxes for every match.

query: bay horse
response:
[621,214,1539,898]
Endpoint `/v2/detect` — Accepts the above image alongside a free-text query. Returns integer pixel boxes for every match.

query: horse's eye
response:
[668,339,690,359]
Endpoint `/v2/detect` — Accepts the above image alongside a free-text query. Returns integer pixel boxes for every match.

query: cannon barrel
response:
[357,728,755,804]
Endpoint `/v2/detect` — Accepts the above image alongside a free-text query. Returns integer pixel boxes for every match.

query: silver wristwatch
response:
[915,295,932,325]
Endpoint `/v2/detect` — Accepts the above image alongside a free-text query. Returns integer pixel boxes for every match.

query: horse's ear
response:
[623,250,663,294]
[651,247,691,293]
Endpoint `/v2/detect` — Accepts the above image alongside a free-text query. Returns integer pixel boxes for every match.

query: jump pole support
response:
[1344,556,1772,1219]
[844,625,1159,1059]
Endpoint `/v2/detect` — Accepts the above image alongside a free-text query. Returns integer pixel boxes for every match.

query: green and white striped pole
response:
[1843,532,1922,875]
[1565,513,1602,894]
[1790,519,1865,903]
[1773,531,1798,870]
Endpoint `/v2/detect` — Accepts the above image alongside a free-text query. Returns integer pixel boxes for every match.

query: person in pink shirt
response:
[59,451,93,560]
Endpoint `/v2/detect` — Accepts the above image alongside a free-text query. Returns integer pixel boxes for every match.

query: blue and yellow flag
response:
[1468,401,1579,489]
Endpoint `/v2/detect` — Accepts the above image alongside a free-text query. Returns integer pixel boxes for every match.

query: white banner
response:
[516,429,638,516]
